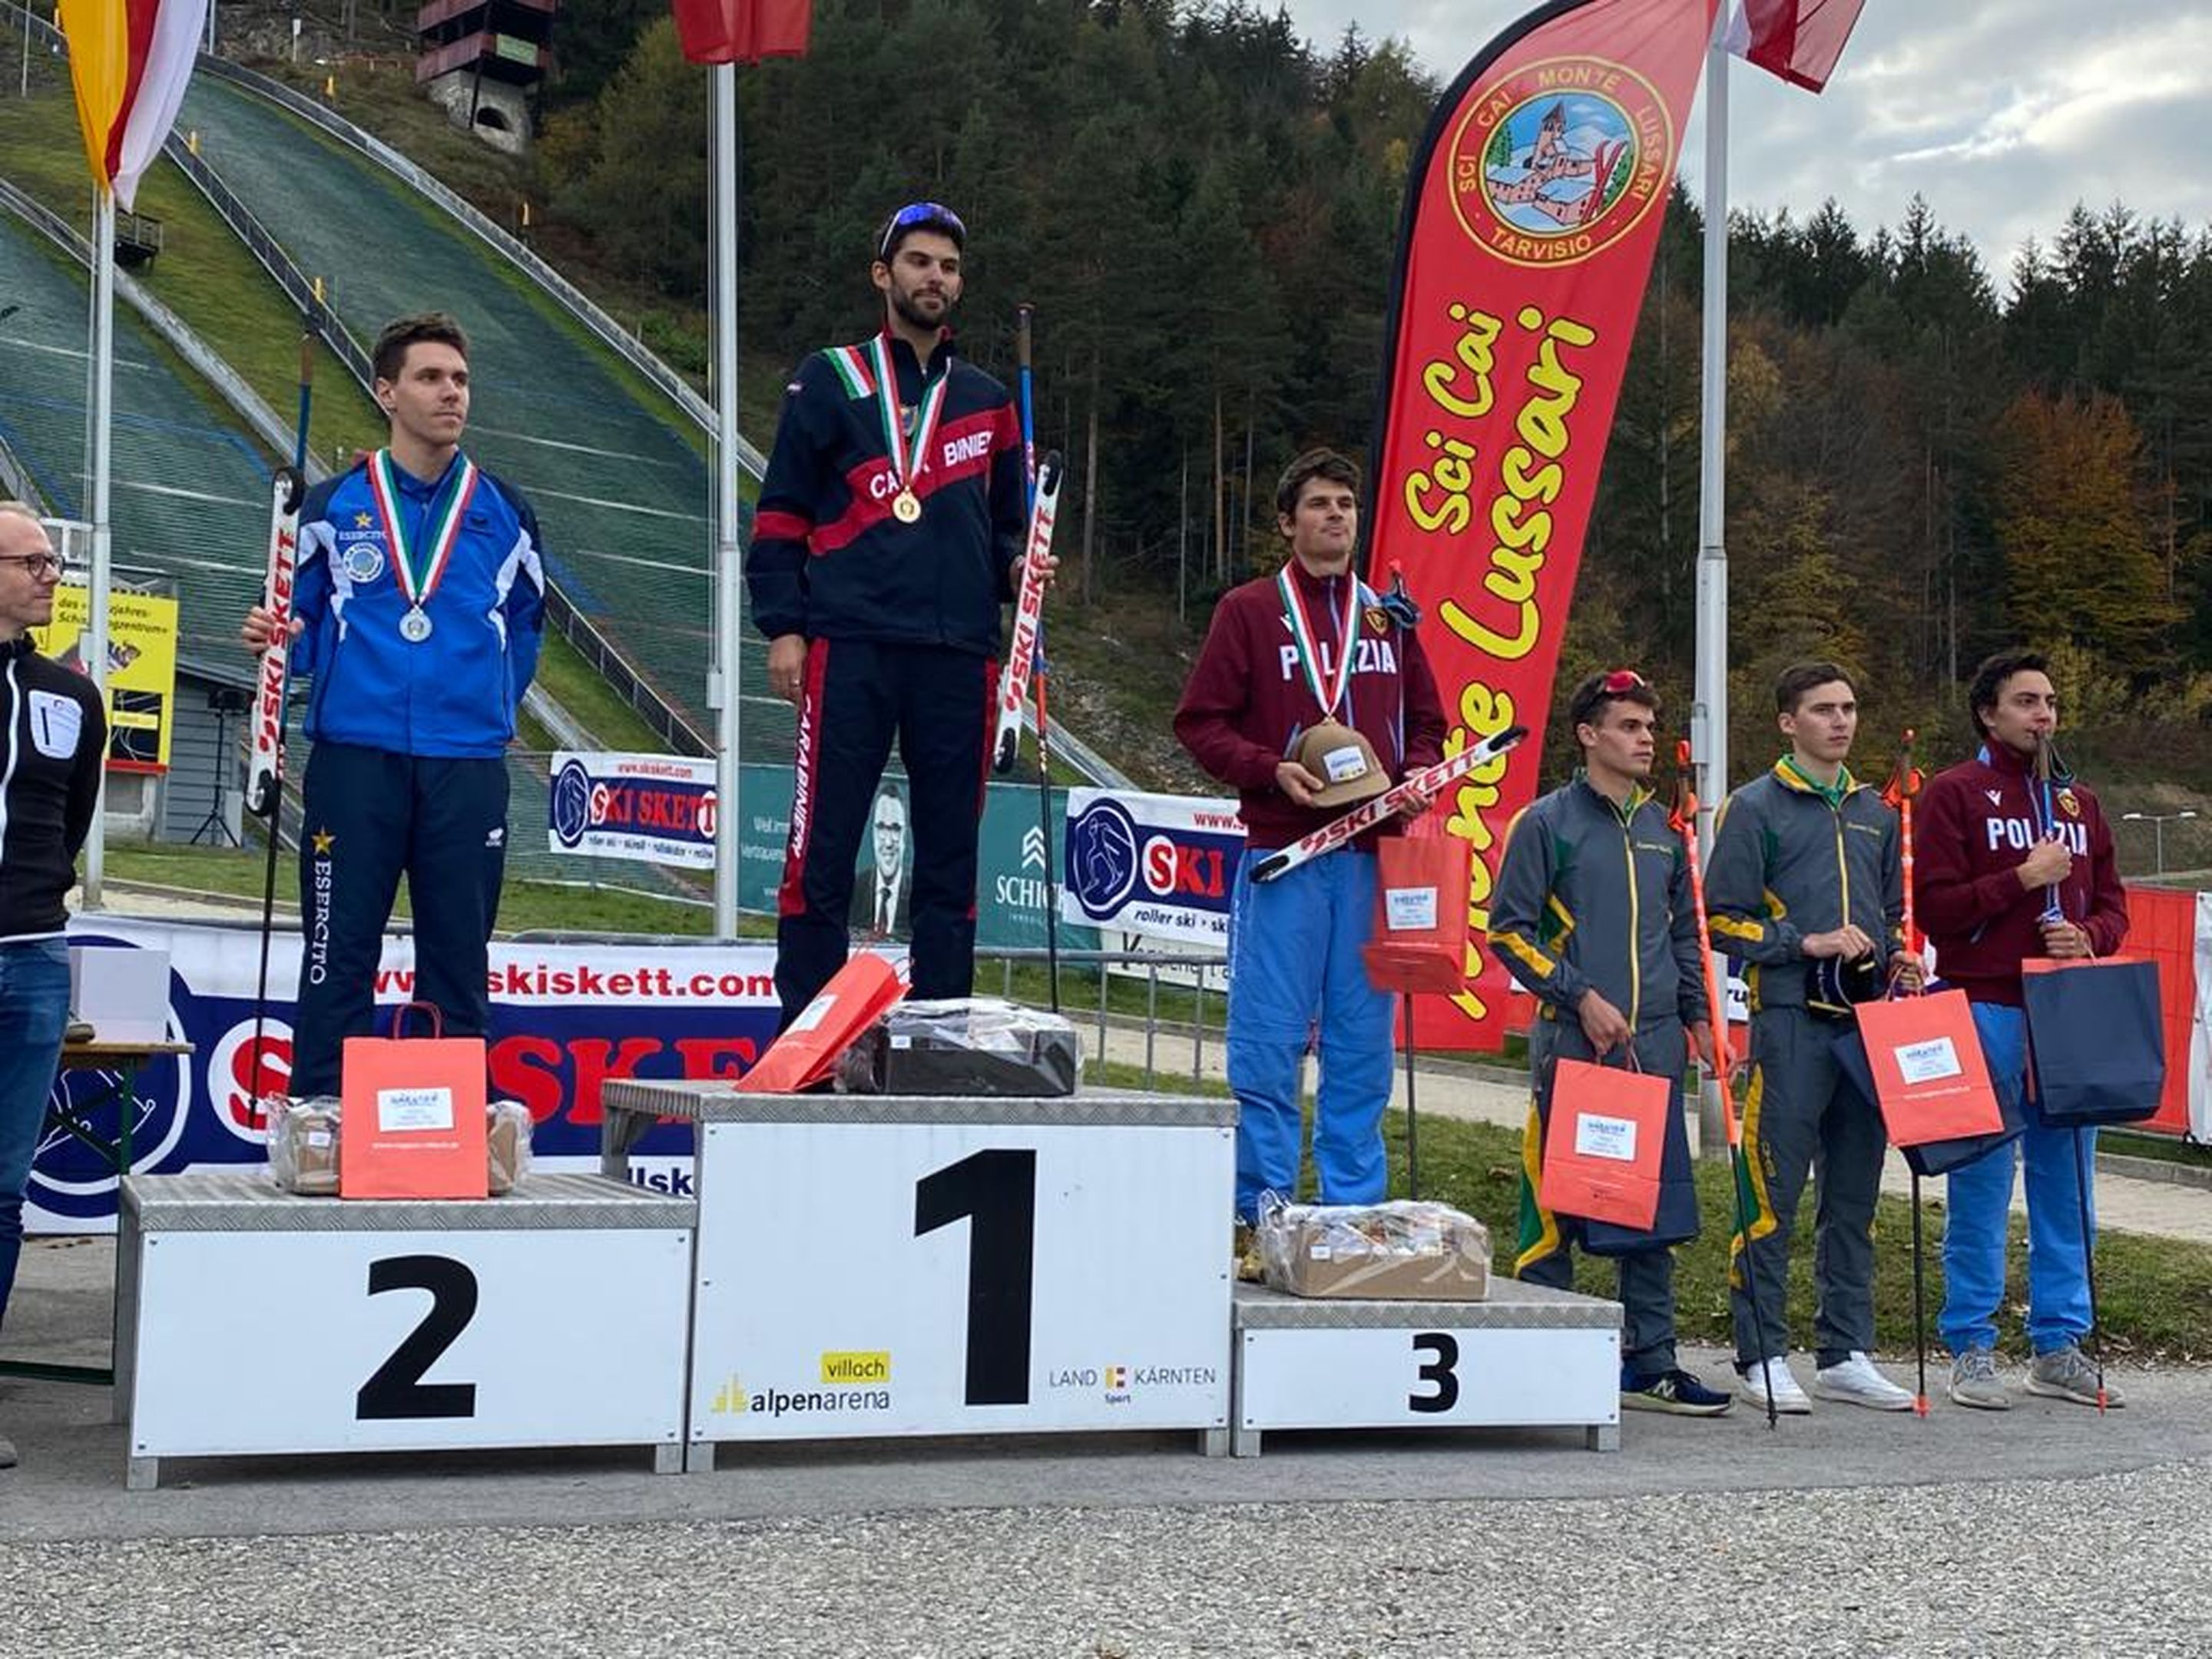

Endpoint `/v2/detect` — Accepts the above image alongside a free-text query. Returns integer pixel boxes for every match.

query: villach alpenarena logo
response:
[1451,57,1677,267]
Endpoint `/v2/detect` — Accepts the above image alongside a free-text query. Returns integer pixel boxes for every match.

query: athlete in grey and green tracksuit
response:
[1705,663,1916,1412]
[1488,671,1730,1416]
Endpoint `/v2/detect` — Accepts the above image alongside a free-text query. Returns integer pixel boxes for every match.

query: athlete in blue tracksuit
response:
[243,313,545,1098]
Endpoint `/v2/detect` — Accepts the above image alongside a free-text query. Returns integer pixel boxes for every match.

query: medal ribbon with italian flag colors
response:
[866,333,951,503]
[1276,565,1361,720]
[367,449,479,611]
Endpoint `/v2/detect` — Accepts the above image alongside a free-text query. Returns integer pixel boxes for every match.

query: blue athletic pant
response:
[291,742,509,1098]
[1940,1001,2097,1356]
[0,938,71,1333]
[1226,849,1394,1223]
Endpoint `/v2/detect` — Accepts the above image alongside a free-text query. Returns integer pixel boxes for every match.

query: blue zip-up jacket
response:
[290,452,547,758]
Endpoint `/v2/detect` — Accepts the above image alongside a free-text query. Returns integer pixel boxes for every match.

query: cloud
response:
[1282,1,2211,272]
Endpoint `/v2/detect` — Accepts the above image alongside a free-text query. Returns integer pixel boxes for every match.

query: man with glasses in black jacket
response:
[0,505,107,1471]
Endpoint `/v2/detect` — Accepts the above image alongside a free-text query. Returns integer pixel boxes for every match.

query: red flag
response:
[671,0,811,65]
[1360,0,1716,1051]
[1728,0,1866,94]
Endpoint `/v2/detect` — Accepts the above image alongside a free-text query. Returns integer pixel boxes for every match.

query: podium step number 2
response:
[121,1174,694,1488]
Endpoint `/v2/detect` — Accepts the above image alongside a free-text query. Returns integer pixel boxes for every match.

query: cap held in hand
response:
[1295,720,1389,810]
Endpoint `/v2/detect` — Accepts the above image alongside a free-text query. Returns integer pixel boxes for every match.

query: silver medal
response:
[399,605,434,643]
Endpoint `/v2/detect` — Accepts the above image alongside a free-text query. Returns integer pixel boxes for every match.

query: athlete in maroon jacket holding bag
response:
[1914,649,2128,1411]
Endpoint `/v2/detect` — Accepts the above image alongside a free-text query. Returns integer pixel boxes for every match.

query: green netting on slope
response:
[0,215,271,674]
[175,73,799,766]
[0,214,699,892]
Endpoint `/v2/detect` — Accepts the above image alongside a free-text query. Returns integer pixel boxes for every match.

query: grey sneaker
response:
[2027,1345,2125,1408]
[1948,1347,2010,1411]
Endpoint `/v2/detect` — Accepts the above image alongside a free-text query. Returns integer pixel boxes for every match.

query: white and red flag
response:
[1727,0,1866,93]
[58,0,208,208]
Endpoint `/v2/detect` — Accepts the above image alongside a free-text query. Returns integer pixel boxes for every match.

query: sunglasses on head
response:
[878,201,965,262]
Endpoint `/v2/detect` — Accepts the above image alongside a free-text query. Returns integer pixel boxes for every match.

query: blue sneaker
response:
[1621,1366,1734,1416]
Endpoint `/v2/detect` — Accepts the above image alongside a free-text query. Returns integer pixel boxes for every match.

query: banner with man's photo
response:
[548,757,1091,955]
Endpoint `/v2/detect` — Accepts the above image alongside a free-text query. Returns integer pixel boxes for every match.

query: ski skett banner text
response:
[1363,0,1717,1051]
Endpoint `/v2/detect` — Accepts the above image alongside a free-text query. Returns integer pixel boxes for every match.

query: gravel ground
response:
[5,1459,2206,1658]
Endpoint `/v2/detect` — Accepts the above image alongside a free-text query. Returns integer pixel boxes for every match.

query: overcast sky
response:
[1283,2,2212,282]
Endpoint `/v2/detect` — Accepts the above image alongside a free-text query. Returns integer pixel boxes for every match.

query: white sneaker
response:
[1813,1351,1916,1412]
[1737,1354,1811,1414]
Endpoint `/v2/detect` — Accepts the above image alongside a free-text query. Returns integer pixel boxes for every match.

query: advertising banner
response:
[31,916,782,1231]
[1363,0,1717,1048]
[736,762,1093,955]
[548,750,718,867]
[32,580,180,772]
[1060,789,1244,950]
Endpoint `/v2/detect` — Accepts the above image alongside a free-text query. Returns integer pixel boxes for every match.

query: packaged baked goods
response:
[1257,1195,1491,1301]
[835,998,1081,1097]
[267,1096,342,1196]
[486,1098,534,1195]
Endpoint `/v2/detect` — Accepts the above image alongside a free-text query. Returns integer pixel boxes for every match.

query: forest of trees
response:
[531,0,2212,764]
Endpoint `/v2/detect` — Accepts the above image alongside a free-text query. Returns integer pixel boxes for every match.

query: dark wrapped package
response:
[836,998,1081,1097]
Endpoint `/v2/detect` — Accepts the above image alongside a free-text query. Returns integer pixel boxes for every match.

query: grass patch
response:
[531,629,669,752]
[2100,1128,2212,1169]
[1383,1113,2212,1363]
[101,843,758,936]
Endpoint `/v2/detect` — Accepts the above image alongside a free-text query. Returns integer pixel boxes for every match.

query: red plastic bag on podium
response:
[737,952,906,1094]
[1849,988,2004,1147]
[1361,817,1472,995]
[339,1002,488,1200]
[1538,1056,1668,1231]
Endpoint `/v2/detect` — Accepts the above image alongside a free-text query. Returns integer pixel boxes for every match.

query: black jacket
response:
[747,330,1027,657]
[0,636,107,939]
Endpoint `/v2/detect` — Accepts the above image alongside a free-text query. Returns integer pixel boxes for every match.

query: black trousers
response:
[291,741,509,1097]
[777,638,992,1027]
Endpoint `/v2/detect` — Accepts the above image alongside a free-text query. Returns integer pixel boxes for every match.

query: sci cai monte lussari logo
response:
[1450,58,1675,267]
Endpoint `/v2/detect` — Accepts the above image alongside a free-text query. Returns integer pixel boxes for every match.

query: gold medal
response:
[892,488,922,524]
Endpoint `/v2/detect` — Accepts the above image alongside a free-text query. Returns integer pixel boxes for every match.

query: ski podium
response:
[600,1075,1624,1471]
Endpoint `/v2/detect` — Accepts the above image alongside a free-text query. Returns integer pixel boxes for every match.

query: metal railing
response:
[161,138,375,389]
[0,178,331,483]
[190,54,767,479]
[976,947,1227,1091]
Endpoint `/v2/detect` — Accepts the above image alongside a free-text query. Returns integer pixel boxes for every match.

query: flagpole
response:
[1692,13,1730,1157]
[84,185,115,907]
[710,59,742,936]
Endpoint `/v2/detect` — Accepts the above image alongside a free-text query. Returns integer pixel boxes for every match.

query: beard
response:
[888,281,952,333]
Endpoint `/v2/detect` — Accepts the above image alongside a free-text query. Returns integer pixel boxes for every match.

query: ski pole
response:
[1035,652,1061,1015]
[1908,1167,1929,1417]
[2072,1128,2108,1412]
[1881,730,1932,1414]
[1016,303,1037,507]
[1672,738,1779,1429]
[247,329,313,1124]
[1014,306,1058,1010]
[1402,995,1420,1200]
